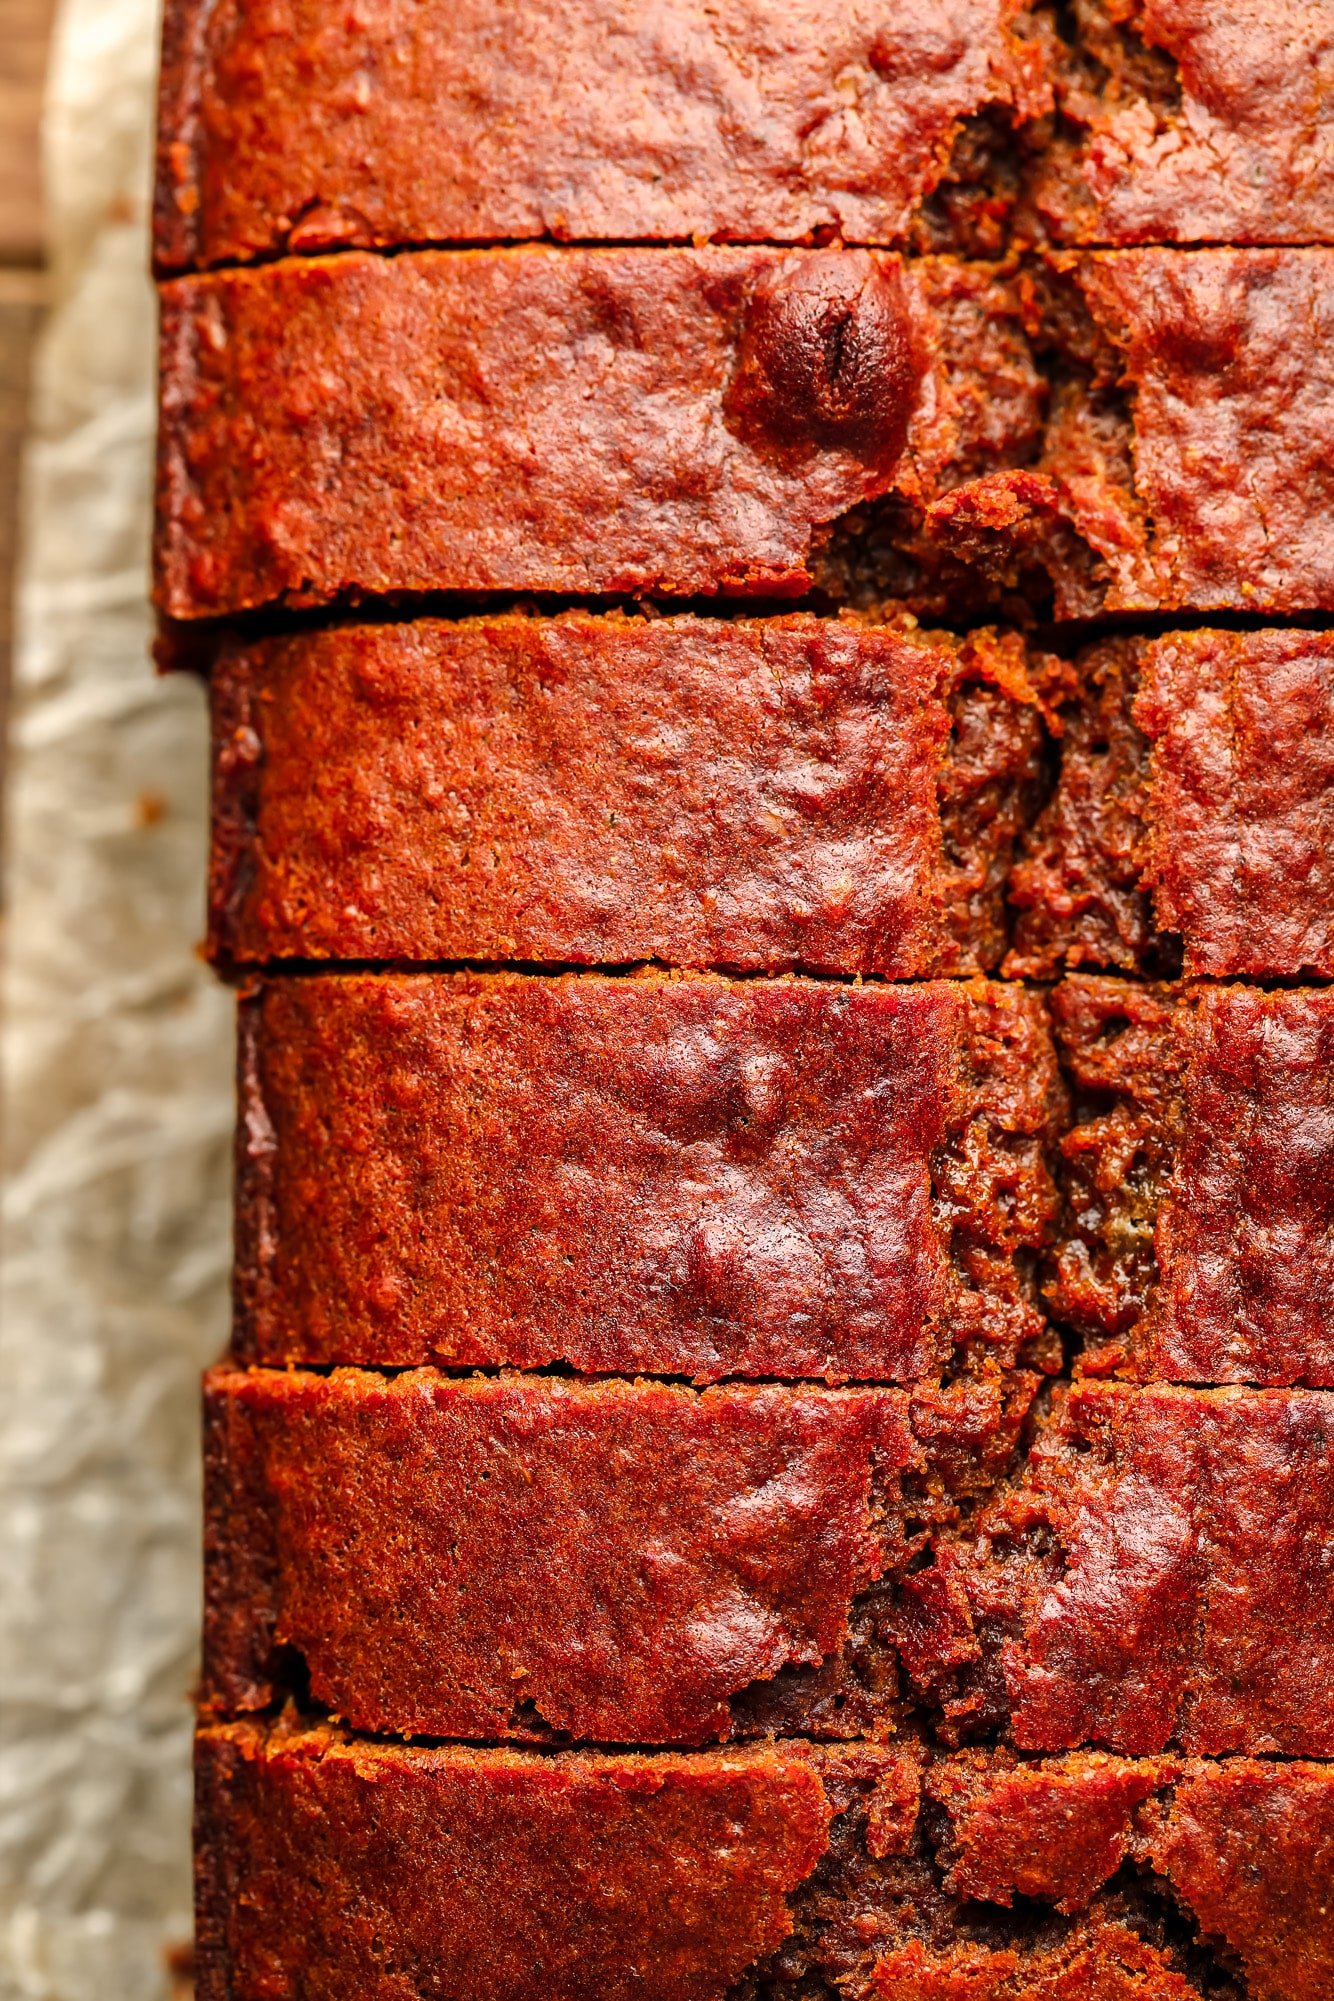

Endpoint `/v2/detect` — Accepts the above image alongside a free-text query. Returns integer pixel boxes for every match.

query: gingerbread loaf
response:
[161,1,1334,1994]
[156,246,1044,615]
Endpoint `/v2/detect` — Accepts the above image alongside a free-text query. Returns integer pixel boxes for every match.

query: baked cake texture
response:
[156,0,1334,275]
[232,971,1063,1377]
[1049,978,1334,1386]
[155,246,1043,615]
[910,1382,1334,1757]
[1008,627,1334,979]
[195,1723,1334,2000]
[202,1364,1035,1745]
[155,0,1047,272]
[924,249,1334,617]
[205,1370,1334,1761]
[207,613,1045,974]
[1023,0,1334,248]
[158,247,1334,619]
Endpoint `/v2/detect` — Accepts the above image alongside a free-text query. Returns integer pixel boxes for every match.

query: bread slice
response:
[206,613,1045,975]
[232,971,1062,1377]
[195,1722,1334,2001]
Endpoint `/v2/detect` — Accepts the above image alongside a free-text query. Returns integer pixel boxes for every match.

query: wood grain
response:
[0,0,53,811]
[0,0,54,262]
[0,274,43,807]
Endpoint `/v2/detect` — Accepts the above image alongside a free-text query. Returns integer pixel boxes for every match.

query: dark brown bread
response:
[208,613,1045,976]
[156,245,1049,617]
[1008,628,1334,979]
[1048,979,1334,1387]
[196,1722,1334,2000]
[203,1365,1038,1745]
[1023,0,1334,248]
[907,1383,1334,1757]
[233,971,1063,1379]
[156,0,1046,272]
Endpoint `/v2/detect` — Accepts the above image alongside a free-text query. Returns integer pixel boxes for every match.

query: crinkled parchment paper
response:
[0,0,233,1992]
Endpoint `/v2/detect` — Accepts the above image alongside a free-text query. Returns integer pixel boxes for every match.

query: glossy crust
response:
[208,613,1045,976]
[1024,0,1334,247]
[196,1722,1334,2000]
[155,247,1043,616]
[233,971,1063,1378]
[1008,629,1334,979]
[1049,979,1334,1387]
[155,0,1046,272]
[912,1383,1334,1756]
[203,1366,1042,1745]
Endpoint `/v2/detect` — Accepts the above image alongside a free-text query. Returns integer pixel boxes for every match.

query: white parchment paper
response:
[0,0,233,1991]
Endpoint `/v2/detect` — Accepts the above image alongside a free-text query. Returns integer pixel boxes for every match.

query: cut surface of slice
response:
[195,1723,1334,2001]
[155,246,1043,615]
[156,0,1046,271]
[208,613,1045,976]
[158,247,1334,619]
[233,971,1063,1378]
[203,1363,1040,1745]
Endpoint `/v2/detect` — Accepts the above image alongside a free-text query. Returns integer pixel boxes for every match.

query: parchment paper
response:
[0,0,234,1991]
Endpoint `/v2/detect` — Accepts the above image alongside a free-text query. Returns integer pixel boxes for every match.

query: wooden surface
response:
[0,0,52,798]
[0,274,41,766]
[0,0,54,263]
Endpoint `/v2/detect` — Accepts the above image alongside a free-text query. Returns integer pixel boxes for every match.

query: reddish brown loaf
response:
[908,1382,1334,1758]
[1008,628,1334,979]
[1048,978,1334,1387]
[208,613,1045,975]
[158,247,1334,618]
[155,0,1048,272]
[203,1364,1038,1745]
[1023,0,1334,248]
[233,971,1063,1378]
[155,245,1048,616]
[205,1368,1334,1762]
[156,0,1334,276]
[196,1723,1334,2000]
